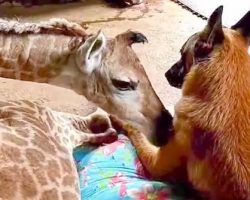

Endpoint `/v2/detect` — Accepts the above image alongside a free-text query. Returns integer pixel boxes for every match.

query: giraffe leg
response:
[110,115,187,178]
[82,109,118,144]
[56,109,118,145]
[85,108,113,134]
[77,128,118,145]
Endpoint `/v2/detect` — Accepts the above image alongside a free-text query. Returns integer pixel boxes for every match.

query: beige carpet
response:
[0,0,205,116]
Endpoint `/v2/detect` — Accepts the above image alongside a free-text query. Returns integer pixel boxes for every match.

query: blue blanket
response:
[73,134,190,200]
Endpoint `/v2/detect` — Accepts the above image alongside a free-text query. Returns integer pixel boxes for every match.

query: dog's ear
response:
[201,5,224,45]
[231,11,250,43]
[194,6,224,57]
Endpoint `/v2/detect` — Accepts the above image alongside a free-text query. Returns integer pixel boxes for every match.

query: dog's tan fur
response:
[111,6,250,200]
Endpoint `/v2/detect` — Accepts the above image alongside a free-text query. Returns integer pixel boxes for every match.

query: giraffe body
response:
[0,100,116,200]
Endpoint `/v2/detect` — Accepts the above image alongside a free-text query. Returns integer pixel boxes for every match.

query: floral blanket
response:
[73,134,193,200]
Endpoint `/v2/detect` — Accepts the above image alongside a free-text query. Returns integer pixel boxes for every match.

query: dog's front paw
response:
[123,124,140,136]
[109,115,140,136]
[109,114,127,133]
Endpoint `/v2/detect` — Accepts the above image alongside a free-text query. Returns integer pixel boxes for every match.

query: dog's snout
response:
[165,69,171,79]
[165,64,177,82]
[165,62,184,89]
[165,69,172,82]
[165,64,176,77]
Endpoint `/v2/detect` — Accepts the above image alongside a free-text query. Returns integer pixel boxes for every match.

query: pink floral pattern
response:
[74,135,176,200]
[101,140,126,156]
[128,184,170,200]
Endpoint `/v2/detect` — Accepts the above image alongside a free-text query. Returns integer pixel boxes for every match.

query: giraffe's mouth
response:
[151,108,174,147]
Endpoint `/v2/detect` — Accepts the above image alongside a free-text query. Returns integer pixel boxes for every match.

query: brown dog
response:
[111,6,250,200]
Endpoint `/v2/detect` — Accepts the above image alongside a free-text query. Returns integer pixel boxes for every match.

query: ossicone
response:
[115,30,148,46]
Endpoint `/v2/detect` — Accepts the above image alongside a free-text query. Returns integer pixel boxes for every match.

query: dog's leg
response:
[110,115,189,178]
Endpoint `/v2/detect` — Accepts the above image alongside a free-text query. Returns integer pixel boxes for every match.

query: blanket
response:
[74,134,196,200]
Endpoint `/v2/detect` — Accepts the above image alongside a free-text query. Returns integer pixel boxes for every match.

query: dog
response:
[111,6,250,200]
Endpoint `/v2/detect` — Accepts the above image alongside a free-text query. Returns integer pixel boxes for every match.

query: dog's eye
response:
[111,78,138,91]
[194,40,213,59]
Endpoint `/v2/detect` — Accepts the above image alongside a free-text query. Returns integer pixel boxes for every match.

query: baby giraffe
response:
[0,100,117,200]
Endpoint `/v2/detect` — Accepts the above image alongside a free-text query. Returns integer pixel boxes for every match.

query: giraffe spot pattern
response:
[21,100,36,108]
[0,69,16,79]
[32,134,56,154]
[45,111,55,130]
[51,137,69,154]
[40,188,59,200]
[70,135,75,143]
[8,107,37,115]
[60,157,74,174]
[2,132,28,146]
[57,126,63,133]
[62,191,78,200]
[15,127,31,138]
[47,160,61,184]
[30,126,46,137]
[63,137,69,144]
[62,175,76,186]
[20,168,38,198]
[0,143,23,163]
[37,67,50,78]
[6,118,26,128]
[32,167,48,186]
[23,116,50,133]
[9,36,24,60]
[26,148,46,167]
[0,101,15,107]
[0,166,19,199]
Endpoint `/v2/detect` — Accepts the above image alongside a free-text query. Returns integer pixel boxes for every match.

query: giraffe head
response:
[74,30,172,146]
[0,18,172,146]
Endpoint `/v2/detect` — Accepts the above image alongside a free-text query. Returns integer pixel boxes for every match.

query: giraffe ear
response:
[77,30,106,74]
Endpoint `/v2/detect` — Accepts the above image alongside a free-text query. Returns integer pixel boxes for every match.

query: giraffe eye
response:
[111,78,138,91]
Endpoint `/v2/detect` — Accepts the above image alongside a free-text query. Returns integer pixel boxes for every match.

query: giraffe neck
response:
[51,110,90,150]
[0,16,90,92]
[47,55,85,94]
[0,33,86,92]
